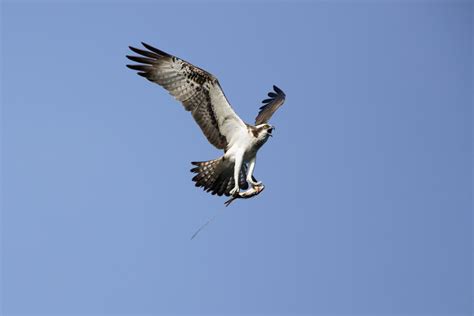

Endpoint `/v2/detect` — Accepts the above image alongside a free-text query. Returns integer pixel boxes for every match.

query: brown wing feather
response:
[255,85,286,125]
[126,43,228,149]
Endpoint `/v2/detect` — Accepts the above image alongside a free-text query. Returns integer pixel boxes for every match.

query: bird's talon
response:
[248,179,262,187]
[230,186,240,197]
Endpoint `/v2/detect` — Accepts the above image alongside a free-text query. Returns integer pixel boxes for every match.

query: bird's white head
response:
[255,123,275,140]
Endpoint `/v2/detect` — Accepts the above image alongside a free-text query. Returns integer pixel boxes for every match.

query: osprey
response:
[126,42,286,197]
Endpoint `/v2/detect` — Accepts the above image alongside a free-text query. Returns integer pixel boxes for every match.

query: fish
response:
[224,184,265,207]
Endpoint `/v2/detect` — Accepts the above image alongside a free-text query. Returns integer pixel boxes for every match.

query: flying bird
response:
[126,42,286,197]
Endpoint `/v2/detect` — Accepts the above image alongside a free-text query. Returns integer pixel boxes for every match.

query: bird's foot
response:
[247,178,262,188]
[229,186,240,197]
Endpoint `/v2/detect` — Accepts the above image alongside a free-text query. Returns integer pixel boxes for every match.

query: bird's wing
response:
[255,85,286,125]
[126,42,247,150]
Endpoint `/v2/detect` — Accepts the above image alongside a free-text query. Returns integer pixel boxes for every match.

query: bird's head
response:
[255,123,275,139]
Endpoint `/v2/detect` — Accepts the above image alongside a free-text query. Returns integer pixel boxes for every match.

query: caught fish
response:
[224,184,265,207]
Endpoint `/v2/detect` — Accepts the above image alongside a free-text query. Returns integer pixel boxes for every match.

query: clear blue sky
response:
[1,1,472,315]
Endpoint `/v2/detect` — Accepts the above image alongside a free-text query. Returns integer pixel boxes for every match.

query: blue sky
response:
[1,1,472,315]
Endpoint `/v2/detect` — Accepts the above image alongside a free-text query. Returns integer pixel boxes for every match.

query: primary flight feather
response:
[126,42,286,197]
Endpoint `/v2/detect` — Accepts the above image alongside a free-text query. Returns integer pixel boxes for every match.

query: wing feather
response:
[127,42,246,150]
[255,85,286,125]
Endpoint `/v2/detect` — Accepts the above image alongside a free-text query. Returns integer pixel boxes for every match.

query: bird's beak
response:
[268,126,275,137]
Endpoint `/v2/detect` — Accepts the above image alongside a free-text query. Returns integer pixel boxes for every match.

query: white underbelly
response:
[225,136,265,163]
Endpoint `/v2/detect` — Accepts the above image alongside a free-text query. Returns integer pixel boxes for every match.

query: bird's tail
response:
[191,157,248,196]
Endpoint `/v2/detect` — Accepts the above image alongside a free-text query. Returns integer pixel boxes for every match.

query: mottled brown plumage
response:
[127,43,228,149]
[190,158,249,196]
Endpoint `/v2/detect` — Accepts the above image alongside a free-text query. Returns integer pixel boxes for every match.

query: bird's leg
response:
[246,156,262,187]
[229,154,243,197]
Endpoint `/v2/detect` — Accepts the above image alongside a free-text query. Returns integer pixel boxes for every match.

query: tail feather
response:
[190,157,248,196]
[217,176,230,196]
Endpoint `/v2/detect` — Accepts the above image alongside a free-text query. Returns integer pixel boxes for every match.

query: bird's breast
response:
[225,132,268,161]
[244,135,269,159]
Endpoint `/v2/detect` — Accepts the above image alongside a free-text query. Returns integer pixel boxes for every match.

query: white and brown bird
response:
[126,42,286,197]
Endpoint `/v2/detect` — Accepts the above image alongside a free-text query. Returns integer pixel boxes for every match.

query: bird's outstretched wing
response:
[126,42,247,150]
[255,85,286,125]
